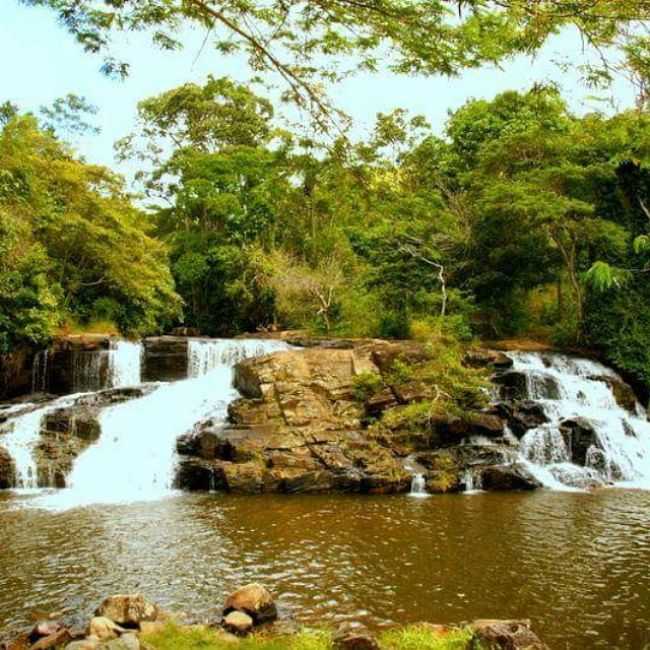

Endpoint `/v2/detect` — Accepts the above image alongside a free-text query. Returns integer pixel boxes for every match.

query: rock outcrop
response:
[174,341,515,495]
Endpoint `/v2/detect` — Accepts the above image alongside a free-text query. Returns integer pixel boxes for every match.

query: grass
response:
[141,622,477,650]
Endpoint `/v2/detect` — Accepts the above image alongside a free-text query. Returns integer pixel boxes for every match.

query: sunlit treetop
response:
[18,0,650,130]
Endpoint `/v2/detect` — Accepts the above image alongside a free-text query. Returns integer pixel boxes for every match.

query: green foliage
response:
[0,112,181,349]
[380,625,475,650]
[353,372,385,402]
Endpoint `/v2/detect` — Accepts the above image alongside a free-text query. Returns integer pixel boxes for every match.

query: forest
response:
[3,0,650,389]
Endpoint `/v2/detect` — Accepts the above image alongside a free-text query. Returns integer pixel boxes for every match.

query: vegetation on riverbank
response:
[141,622,477,650]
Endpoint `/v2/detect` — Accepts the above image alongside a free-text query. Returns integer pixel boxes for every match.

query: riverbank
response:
[4,585,548,650]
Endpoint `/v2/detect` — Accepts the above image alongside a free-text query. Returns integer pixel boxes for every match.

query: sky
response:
[0,2,639,184]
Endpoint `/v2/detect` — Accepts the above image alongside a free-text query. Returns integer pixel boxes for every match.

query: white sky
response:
[0,2,639,183]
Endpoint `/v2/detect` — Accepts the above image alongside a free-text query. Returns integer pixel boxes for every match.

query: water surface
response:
[2,490,650,649]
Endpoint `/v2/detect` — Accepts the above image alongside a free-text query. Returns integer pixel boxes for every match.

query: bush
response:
[353,371,384,401]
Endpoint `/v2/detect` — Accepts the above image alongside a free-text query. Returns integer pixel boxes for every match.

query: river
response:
[2,489,650,649]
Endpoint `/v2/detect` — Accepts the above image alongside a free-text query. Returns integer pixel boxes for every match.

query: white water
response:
[108,340,142,388]
[35,339,291,508]
[0,396,79,488]
[508,352,650,489]
[31,351,48,393]
[409,473,428,497]
[462,468,484,494]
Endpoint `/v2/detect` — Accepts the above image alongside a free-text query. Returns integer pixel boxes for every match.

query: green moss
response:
[142,622,331,650]
[382,401,435,430]
[380,625,475,650]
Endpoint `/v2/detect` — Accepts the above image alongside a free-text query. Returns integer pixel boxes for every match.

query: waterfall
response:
[72,349,108,393]
[187,338,290,377]
[0,396,78,488]
[409,473,428,497]
[463,468,483,493]
[108,340,142,388]
[507,352,650,489]
[36,339,291,508]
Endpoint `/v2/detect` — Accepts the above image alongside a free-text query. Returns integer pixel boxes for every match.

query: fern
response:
[585,261,631,292]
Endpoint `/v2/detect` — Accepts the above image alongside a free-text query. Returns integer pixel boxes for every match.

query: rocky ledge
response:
[2,585,549,650]
[175,341,527,494]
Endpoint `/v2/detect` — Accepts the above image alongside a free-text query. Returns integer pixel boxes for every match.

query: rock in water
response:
[480,465,542,491]
[95,594,158,627]
[30,628,73,650]
[223,583,277,624]
[29,621,64,642]
[223,611,254,635]
[471,619,549,649]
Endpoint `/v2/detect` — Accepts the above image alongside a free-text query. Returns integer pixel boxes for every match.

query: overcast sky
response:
[0,2,639,182]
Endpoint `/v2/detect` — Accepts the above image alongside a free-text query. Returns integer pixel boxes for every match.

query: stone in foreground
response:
[223,583,277,624]
[223,611,254,635]
[333,624,380,650]
[88,617,125,641]
[471,619,549,649]
[95,594,158,627]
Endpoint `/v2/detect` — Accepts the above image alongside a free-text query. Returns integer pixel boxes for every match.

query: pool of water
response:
[2,490,650,649]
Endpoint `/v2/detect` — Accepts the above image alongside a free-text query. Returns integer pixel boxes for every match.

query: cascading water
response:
[31,351,48,394]
[107,340,142,388]
[507,352,650,489]
[0,396,79,489]
[38,339,291,508]
[409,474,428,497]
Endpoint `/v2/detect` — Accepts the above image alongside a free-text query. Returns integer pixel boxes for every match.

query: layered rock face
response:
[176,345,412,494]
[175,341,516,495]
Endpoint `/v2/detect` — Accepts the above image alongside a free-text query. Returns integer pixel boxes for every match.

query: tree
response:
[20,0,650,128]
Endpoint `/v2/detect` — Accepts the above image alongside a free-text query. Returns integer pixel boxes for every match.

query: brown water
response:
[2,490,650,649]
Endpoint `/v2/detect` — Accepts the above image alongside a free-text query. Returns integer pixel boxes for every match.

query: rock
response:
[65,640,100,650]
[481,464,542,491]
[492,372,529,401]
[471,619,548,649]
[222,611,254,636]
[100,633,140,650]
[29,621,65,643]
[95,594,158,627]
[464,349,513,370]
[496,401,548,438]
[88,618,125,641]
[333,624,380,650]
[142,337,189,382]
[560,418,600,466]
[0,445,16,488]
[223,583,277,624]
[138,621,166,636]
[30,628,73,650]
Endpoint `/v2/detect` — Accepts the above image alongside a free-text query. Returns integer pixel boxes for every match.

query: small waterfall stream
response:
[37,339,290,507]
[507,352,650,489]
[72,340,142,392]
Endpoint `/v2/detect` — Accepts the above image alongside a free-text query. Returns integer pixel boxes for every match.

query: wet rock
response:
[560,418,600,466]
[364,388,399,416]
[333,624,380,650]
[471,619,548,649]
[464,349,513,370]
[222,611,254,636]
[492,371,529,401]
[480,464,542,491]
[223,583,277,624]
[95,595,158,628]
[30,628,73,650]
[142,336,188,382]
[495,401,548,438]
[88,618,125,641]
[0,446,16,489]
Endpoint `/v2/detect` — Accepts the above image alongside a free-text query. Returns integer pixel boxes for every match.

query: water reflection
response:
[2,491,650,649]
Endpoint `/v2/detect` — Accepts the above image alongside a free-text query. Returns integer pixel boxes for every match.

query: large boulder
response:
[480,464,542,491]
[471,619,548,649]
[222,611,254,636]
[95,594,158,628]
[223,583,277,625]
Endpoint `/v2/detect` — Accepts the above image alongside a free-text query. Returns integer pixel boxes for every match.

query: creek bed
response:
[1,490,650,649]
